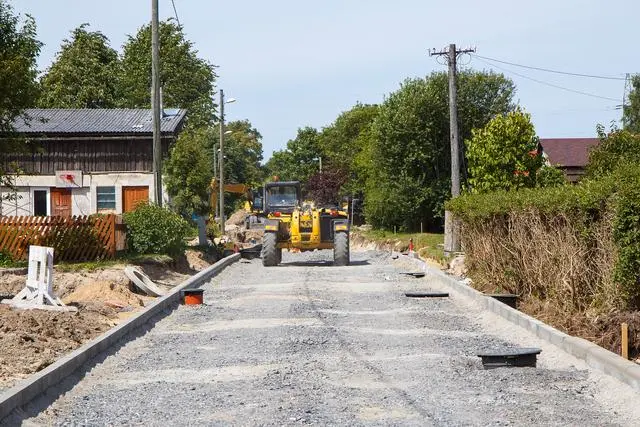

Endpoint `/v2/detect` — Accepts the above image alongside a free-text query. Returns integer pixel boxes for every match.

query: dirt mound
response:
[0,273,26,296]
[225,209,248,227]
[0,304,116,390]
[0,256,208,391]
[63,281,147,308]
[184,249,217,271]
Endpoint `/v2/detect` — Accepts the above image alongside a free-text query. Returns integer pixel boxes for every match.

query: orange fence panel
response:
[0,214,118,262]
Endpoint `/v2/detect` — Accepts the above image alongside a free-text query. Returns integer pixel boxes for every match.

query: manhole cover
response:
[400,272,426,278]
[404,292,449,298]
[477,348,542,369]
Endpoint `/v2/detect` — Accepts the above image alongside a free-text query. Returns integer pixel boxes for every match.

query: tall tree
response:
[364,71,516,230]
[164,120,264,216]
[163,127,212,216]
[0,0,40,133]
[623,74,640,133]
[0,0,41,192]
[265,127,321,184]
[38,24,119,108]
[465,109,541,193]
[223,120,264,187]
[119,20,217,127]
[317,103,379,196]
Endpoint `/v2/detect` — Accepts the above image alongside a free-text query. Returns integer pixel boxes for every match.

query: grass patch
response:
[359,229,446,264]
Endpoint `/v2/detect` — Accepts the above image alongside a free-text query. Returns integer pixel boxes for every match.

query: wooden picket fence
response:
[0,214,116,262]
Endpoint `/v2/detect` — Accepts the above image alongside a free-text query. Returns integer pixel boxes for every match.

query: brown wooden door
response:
[122,186,149,212]
[50,188,72,217]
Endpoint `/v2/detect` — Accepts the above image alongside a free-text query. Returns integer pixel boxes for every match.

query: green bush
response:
[123,203,191,256]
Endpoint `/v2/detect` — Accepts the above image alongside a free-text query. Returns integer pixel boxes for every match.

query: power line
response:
[472,56,623,103]
[171,0,181,26]
[472,54,626,81]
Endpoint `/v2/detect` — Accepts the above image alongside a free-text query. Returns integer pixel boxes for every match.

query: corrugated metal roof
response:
[12,108,187,135]
[539,138,601,167]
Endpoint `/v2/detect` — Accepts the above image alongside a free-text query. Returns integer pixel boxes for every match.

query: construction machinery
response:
[261,181,350,267]
[210,178,253,215]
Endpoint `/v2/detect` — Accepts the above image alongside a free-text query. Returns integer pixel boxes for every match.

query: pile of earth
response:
[0,304,115,390]
[224,209,264,248]
[0,249,215,391]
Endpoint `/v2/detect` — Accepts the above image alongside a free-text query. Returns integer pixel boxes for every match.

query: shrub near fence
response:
[0,214,116,262]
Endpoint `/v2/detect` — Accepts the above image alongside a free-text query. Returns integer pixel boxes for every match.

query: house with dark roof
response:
[0,108,186,216]
[538,138,601,182]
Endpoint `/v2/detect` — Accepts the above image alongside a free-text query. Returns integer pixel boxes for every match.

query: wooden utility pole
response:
[219,89,226,235]
[429,44,475,255]
[151,0,162,206]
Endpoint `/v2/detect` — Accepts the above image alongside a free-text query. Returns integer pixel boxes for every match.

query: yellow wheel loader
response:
[260,181,350,267]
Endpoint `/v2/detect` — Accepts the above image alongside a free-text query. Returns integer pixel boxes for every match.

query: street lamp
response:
[218,89,236,235]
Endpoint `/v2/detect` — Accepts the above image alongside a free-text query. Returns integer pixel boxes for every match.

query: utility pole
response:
[219,89,226,235]
[213,143,218,219]
[151,0,162,206]
[429,44,475,255]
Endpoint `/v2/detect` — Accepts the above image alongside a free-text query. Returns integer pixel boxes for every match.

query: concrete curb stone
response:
[406,255,640,392]
[0,253,240,422]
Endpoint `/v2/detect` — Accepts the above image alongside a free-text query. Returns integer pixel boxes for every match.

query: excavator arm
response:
[210,178,253,213]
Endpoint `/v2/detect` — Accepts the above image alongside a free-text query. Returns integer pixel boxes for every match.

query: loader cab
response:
[264,181,301,215]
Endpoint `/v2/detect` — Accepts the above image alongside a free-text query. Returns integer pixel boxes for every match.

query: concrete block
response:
[623,365,640,390]
[536,324,568,348]
[586,346,636,384]
[562,336,596,360]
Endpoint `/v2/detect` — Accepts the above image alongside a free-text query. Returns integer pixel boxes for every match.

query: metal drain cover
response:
[404,292,449,298]
[477,348,542,369]
[400,272,426,278]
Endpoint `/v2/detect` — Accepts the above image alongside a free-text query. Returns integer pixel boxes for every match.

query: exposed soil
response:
[0,249,214,391]
[0,304,116,390]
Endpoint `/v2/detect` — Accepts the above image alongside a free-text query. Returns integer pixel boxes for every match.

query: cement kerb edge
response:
[0,252,241,421]
[410,255,640,392]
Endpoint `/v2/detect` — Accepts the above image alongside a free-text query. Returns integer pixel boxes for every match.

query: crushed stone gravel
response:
[6,249,640,426]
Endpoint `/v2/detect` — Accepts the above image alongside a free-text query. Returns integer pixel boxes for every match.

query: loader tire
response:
[276,248,282,264]
[262,232,278,267]
[333,231,350,266]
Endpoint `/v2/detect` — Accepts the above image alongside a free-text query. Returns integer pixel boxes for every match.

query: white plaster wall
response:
[0,187,31,216]
[71,187,91,216]
[1,172,157,216]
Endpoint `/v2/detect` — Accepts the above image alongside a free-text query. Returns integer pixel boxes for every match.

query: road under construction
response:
[2,249,640,425]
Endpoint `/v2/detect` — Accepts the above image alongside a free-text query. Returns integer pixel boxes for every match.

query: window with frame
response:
[33,190,48,216]
[96,186,116,212]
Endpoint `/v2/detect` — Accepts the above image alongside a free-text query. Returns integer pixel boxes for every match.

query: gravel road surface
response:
[10,250,640,426]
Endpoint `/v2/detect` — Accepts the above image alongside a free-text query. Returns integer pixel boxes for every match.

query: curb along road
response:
[409,256,640,392]
[0,253,241,422]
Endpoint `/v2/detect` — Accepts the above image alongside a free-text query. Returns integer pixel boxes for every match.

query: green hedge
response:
[446,164,640,311]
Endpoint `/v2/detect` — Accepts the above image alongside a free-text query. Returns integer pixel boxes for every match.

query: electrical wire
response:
[171,0,181,27]
[472,56,623,103]
[472,54,626,81]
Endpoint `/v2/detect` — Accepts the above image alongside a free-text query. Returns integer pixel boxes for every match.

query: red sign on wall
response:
[55,170,83,188]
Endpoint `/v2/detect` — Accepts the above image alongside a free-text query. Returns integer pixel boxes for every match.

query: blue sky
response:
[13,0,639,159]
